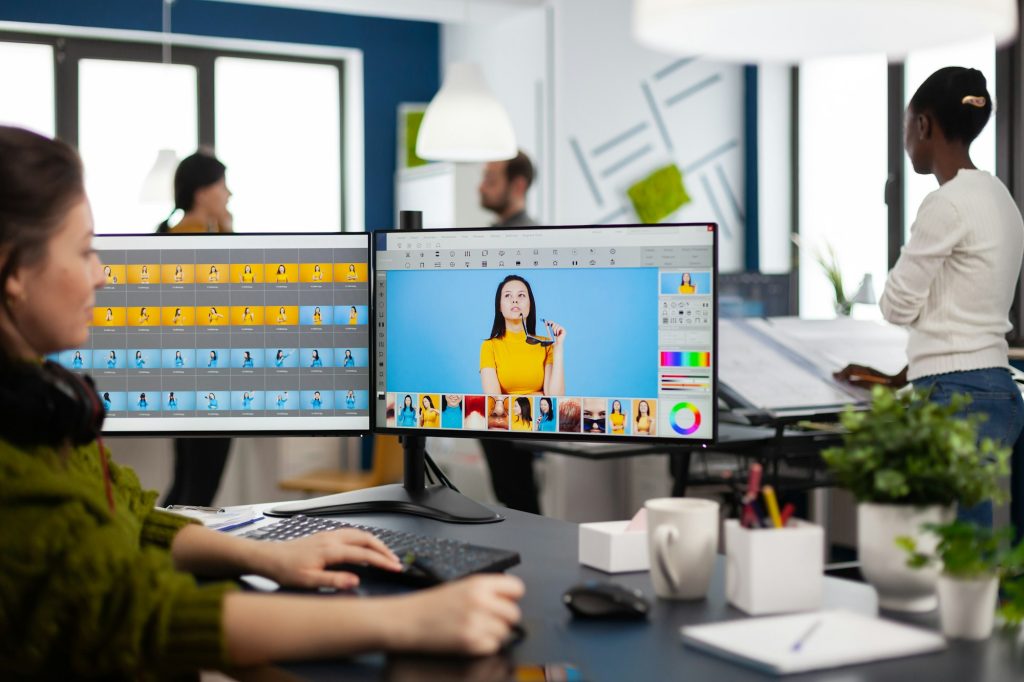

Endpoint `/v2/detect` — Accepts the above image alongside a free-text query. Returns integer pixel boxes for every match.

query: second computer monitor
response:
[373,223,717,443]
[61,232,371,435]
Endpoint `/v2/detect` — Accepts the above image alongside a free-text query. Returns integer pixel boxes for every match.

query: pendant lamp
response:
[416,63,517,162]
[634,0,1018,62]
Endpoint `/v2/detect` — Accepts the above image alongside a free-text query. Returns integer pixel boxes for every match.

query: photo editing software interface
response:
[374,224,716,442]
[56,233,371,433]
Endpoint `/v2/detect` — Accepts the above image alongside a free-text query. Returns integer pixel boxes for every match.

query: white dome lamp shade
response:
[416,63,517,163]
[633,0,1019,63]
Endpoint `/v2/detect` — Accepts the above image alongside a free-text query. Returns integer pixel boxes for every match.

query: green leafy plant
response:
[814,242,851,315]
[897,521,1024,627]
[821,386,1008,506]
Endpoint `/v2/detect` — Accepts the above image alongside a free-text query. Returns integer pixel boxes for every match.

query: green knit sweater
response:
[0,437,237,679]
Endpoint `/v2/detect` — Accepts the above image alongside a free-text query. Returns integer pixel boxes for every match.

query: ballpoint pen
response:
[790,619,822,652]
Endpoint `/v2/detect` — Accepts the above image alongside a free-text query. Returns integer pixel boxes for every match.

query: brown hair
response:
[505,150,534,191]
[0,126,85,314]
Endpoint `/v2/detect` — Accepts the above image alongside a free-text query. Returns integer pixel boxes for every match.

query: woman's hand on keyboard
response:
[255,528,402,589]
[387,574,525,655]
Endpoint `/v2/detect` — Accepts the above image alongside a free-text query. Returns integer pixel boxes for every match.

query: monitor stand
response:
[265,436,503,523]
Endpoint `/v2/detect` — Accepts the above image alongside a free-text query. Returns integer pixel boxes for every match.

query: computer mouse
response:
[563,581,650,619]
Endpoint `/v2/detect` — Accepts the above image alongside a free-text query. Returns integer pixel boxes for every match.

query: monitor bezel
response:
[89,230,372,438]
[370,222,718,446]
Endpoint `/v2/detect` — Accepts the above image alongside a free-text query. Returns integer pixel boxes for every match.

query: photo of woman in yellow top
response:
[678,272,695,294]
[171,307,184,325]
[242,306,255,324]
[208,265,219,282]
[140,264,150,283]
[511,396,533,431]
[348,305,358,325]
[173,264,184,283]
[635,400,653,435]
[313,306,322,325]
[103,265,118,284]
[207,306,224,324]
[241,264,255,283]
[312,264,323,282]
[419,395,440,428]
[275,264,288,283]
[137,307,150,325]
[346,264,358,281]
[104,307,114,324]
[480,275,566,396]
[276,306,288,324]
[609,400,626,435]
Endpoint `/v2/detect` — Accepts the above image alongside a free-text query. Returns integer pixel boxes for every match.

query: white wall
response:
[551,0,746,271]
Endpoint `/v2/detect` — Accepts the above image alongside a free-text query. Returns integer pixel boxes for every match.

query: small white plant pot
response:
[937,574,998,640]
[857,503,954,612]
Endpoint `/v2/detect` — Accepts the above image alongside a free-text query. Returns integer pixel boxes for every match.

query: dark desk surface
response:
[272,506,1024,682]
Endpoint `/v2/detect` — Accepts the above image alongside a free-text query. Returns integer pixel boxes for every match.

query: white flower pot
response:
[937,574,998,640]
[857,503,954,612]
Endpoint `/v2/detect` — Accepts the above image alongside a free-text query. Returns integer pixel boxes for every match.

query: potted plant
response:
[822,387,1008,612]
[898,522,1024,639]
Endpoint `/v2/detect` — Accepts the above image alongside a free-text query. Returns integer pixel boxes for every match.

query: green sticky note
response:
[627,164,691,224]
[405,111,427,168]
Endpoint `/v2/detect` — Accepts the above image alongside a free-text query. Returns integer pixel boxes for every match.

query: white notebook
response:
[680,609,946,675]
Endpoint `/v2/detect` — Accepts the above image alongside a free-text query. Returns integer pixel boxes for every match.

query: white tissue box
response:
[725,519,824,615]
[579,521,649,573]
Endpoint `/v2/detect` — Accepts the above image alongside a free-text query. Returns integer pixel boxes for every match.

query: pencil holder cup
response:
[725,519,824,615]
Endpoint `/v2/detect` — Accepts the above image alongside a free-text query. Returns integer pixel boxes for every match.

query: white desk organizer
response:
[579,521,649,573]
[725,519,824,615]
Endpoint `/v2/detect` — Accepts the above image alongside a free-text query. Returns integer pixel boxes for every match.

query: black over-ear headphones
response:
[0,359,105,447]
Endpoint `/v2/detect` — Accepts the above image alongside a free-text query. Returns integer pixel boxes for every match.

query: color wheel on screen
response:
[670,402,702,435]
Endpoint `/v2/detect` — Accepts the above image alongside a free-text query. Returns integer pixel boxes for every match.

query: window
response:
[0,41,54,136]
[798,54,889,319]
[78,59,198,234]
[214,57,341,233]
[903,38,997,238]
[0,29,354,235]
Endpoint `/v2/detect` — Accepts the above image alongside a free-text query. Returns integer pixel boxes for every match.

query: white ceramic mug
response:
[645,497,720,600]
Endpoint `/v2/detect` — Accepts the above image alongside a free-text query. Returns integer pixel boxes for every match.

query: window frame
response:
[0,26,357,232]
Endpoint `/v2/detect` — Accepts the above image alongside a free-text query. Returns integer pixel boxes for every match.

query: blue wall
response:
[0,0,440,232]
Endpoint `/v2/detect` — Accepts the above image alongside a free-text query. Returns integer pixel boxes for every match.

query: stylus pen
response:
[790,619,822,652]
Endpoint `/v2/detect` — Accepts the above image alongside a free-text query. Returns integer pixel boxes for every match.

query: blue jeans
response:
[913,368,1024,538]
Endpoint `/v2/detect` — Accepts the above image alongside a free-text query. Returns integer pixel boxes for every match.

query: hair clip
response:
[961,95,987,108]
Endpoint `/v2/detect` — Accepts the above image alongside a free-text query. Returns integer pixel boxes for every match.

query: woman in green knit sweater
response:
[0,126,524,679]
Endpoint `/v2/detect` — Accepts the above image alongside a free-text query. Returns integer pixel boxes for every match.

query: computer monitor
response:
[57,232,371,435]
[372,223,718,444]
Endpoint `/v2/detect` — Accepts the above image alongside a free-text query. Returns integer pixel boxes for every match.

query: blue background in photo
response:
[99,391,127,411]
[300,305,334,326]
[301,347,332,368]
[535,397,558,431]
[334,305,369,325]
[231,391,266,411]
[335,347,369,367]
[197,391,226,411]
[200,349,230,368]
[128,391,159,412]
[440,403,463,429]
[608,398,632,435]
[265,348,299,368]
[163,391,195,410]
[385,268,659,396]
[59,349,91,370]
[94,349,124,369]
[130,348,160,369]
[268,390,297,410]
[231,348,264,369]
[336,390,369,410]
[162,348,196,369]
[660,271,712,295]
[302,390,334,410]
